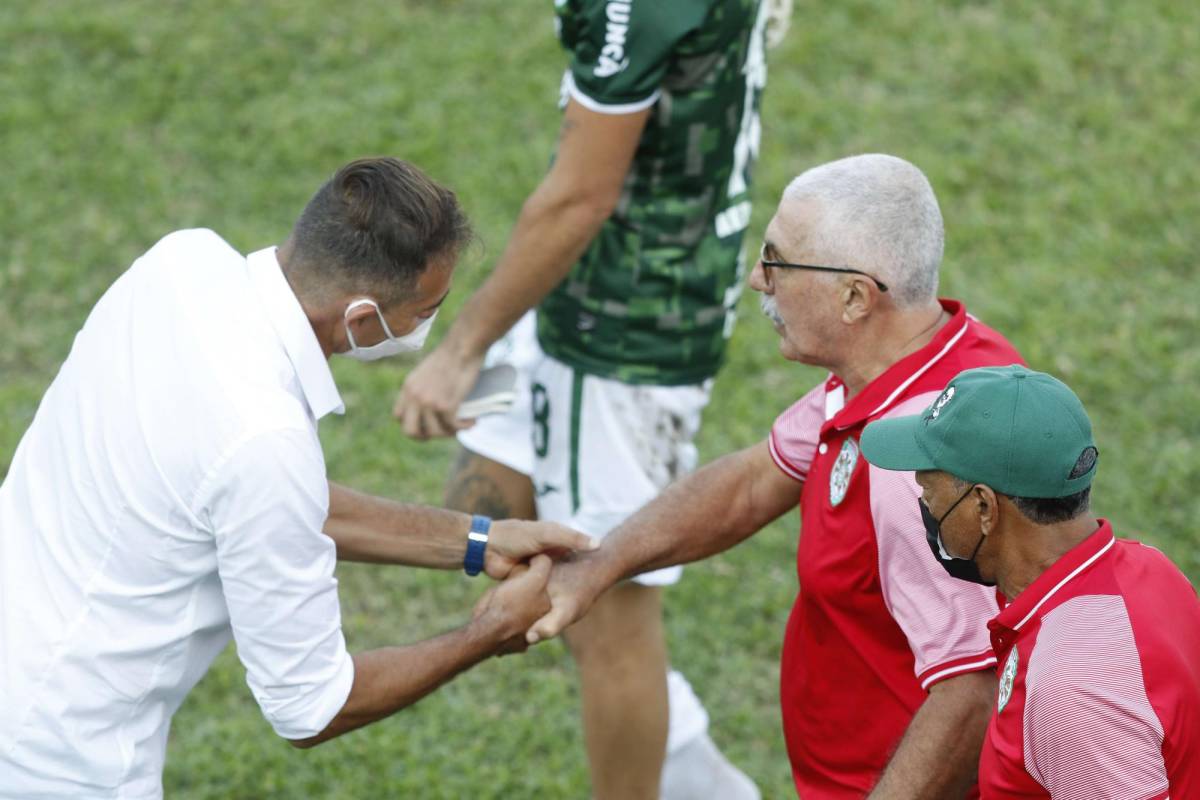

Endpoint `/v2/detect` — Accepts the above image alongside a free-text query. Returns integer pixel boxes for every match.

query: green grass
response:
[2,0,1197,797]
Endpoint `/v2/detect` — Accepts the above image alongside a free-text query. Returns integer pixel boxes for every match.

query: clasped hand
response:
[471,546,610,657]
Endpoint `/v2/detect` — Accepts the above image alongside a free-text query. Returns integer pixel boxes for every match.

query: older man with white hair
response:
[527,154,1026,798]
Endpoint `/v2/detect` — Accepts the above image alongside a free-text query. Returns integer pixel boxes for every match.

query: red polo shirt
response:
[769,299,1023,797]
[980,520,1200,798]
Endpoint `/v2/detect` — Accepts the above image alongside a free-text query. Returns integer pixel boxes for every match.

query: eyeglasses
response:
[759,243,889,293]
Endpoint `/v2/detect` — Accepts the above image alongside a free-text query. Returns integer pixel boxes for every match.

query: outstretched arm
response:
[325,482,595,578]
[527,439,800,642]
[290,555,554,748]
[393,99,651,440]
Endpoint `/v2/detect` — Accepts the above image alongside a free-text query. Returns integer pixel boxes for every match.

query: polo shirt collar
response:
[246,246,345,419]
[990,519,1115,635]
[826,299,968,432]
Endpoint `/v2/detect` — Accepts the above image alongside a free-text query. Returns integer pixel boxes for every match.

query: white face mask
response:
[342,298,438,362]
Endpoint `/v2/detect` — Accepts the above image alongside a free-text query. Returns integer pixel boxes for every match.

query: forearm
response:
[441,183,610,359]
[868,671,995,799]
[325,481,470,566]
[292,624,499,747]
[591,442,795,585]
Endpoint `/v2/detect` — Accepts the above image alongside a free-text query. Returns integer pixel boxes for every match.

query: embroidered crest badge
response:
[829,438,859,506]
[998,646,1019,713]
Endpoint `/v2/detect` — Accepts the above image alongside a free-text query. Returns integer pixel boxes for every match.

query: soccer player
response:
[393,2,784,796]
[861,365,1200,798]
[525,154,1026,797]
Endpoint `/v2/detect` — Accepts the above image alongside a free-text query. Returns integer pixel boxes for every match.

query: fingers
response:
[394,351,485,440]
[491,520,599,564]
[526,602,573,645]
[397,395,470,440]
[522,553,553,588]
[420,407,456,439]
[398,395,426,440]
[540,523,600,555]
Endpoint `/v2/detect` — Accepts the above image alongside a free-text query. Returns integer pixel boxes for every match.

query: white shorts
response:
[458,312,710,586]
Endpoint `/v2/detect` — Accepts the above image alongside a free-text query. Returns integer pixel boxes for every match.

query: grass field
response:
[2,1,1197,797]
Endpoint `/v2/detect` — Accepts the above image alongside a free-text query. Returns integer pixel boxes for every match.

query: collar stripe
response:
[866,319,969,419]
[1013,536,1116,631]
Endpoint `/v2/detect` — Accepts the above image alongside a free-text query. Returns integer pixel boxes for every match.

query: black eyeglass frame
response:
[759,243,889,293]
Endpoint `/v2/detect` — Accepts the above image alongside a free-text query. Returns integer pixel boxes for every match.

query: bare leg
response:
[565,582,669,800]
[444,447,536,521]
[446,447,680,799]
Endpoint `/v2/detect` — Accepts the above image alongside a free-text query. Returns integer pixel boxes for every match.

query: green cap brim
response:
[860,415,939,472]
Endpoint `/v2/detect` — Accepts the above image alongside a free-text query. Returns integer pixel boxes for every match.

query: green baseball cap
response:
[860,365,1098,498]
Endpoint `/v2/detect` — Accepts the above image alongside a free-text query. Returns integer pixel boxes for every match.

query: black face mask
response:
[920,485,994,587]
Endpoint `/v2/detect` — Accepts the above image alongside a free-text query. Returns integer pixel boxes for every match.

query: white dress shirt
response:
[0,230,355,799]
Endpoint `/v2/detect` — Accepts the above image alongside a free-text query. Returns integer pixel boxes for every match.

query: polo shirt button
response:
[818,443,828,455]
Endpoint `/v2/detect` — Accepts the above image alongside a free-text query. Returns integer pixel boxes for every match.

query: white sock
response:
[660,732,761,800]
[660,671,759,800]
[666,670,710,754]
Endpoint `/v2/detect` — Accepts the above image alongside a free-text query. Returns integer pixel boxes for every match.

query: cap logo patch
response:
[998,645,1019,713]
[925,385,955,424]
[829,438,859,506]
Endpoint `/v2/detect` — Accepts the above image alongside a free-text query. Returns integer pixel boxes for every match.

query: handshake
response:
[468,519,618,656]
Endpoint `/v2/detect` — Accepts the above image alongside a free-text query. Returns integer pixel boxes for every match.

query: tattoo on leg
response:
[445,450,513,518]
[446,474,513,519]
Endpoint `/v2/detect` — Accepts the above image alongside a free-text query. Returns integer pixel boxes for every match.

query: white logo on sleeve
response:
[998,646,1019,712]
[595,1,632,77]
[829,438,859,506]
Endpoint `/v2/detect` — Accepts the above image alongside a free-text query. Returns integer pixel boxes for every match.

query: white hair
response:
[782,154,944,307]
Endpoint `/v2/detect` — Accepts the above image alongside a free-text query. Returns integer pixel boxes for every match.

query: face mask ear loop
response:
[372,303,398,341]
[344,298,393,350]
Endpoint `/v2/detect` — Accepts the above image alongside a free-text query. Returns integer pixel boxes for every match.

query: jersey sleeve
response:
[768,383,825,483]
[1024,595,1169,800]
[869,392,1000,689]
[563,0,708,113]
[200,427,354,741]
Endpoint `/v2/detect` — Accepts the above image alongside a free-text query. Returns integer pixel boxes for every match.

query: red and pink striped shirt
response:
[769,299,1024,797]
[980,521,1200,798]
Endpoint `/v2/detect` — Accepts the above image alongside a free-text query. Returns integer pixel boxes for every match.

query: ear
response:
[343,300,377,328]
[840,276,877,324]
[975,484,1000,535]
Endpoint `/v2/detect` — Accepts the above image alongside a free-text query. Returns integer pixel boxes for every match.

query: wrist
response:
[443,319,490,362]
[464,613,511,654]
[463,515,490,576]
[585,542,627,589]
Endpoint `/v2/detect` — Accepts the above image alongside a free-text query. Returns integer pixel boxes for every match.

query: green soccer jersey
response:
[537,0,769,385]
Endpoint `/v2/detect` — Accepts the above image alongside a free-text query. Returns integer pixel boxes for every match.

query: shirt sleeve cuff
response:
[769,431,806,483]
[564,71,660,115]
[267,650,356,741]
[918,651,998,691]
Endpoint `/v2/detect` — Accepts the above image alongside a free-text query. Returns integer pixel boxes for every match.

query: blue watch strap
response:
[464,515,491,576]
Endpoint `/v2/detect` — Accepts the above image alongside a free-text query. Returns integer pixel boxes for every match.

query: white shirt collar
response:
[246,246,345,418]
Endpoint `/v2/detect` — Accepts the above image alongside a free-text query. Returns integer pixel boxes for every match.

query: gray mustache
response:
[760,294,784,326]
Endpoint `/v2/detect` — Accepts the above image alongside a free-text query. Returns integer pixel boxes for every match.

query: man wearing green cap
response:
[860,365,1200,798]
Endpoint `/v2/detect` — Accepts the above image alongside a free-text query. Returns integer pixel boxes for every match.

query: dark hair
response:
[1006,446,1098,524]
[289,157,471,303]
[1008,487,1091,525]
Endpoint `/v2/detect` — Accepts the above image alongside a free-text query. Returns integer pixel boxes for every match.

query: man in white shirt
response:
[0,157,593,799]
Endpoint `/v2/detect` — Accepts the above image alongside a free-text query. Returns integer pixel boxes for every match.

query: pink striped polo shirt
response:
[770,299,1024,797]
[980,520,1200,799]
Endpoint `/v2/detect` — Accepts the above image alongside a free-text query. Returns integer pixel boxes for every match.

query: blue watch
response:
[464,515,491,576]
